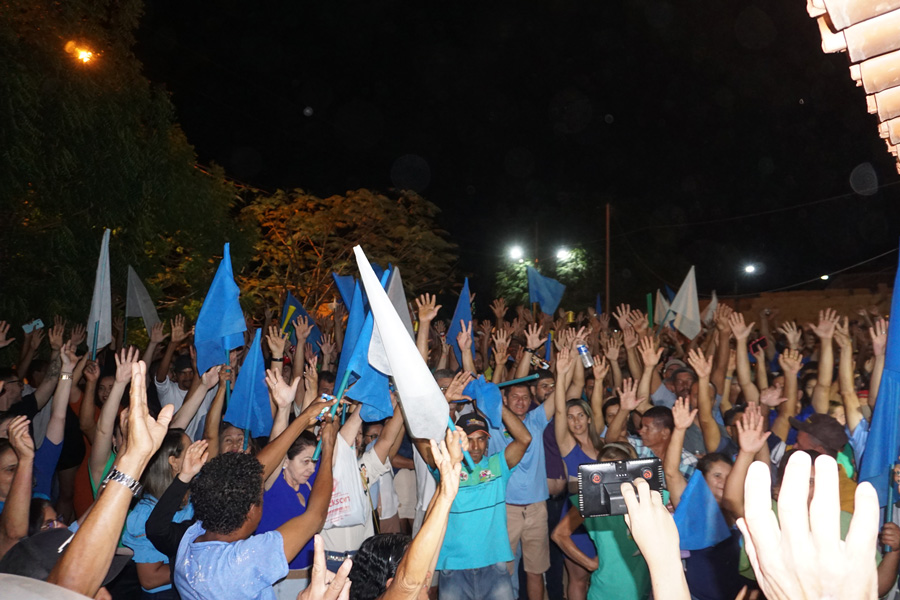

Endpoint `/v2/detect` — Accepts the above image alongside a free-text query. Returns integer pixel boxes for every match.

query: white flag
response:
[126,266,161,335]
[354,246,448,440]
[654,290,670,326]
[669,266,702,340]
[87,229,112,355]
[368,266,415,375]
[703,290,719,325]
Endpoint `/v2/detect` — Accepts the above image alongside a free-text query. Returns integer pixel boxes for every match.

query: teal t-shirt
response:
[577,495,651,600]
[436,452,515,570]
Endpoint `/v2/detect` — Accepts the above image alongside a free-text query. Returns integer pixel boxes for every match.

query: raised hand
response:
[759,382,787,407]
[126,361,175,464]
[299,536,352,600]
[265,367,301,411]
[778,348,803,375]
[714,304,734,332]
[200,365,221,390]
[83,361,100,383]
[523,323,545,351]
[456,320,473,351]
[304,356,319,391]
[870,318,888,357]
[808,308,840,340]
[603,336,622,362]
[556,346,576,376]
[672,396,697,430]
[292,316,314,341]
[492,329,511,359]
[776,321,802,350]
[443,371,473,404]
[114,346,141,384]
[304,342,316,364]
[591,356,609,382]
[613,304,632,330]
[686,347,712,379]
[48,320,65,351]
[622,326,639,350]
[490,298,508,322]
[638,336,663,368]
[8,415,35,460]
[618,378,640,412]
[478,319,492,339]
[736,404,771,454]
[60,340,79,371]
[415,293,442,324]
[834,317,852,350]
[67,323,86,348]
[318,333,336,357]
[178,440,209,483]
[728,313,755,341]
[170,315,189,344]
[149,321,168,344]
[434,429,463,500]
[628,309,649,333]
[265,325,289,356]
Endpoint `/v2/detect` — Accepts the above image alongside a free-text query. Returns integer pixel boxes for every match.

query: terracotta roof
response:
[807,0,900,171]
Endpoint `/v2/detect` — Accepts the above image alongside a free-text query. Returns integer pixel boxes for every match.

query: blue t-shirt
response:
[33,439,62,500]
[256,468,317,570]
[175,521,288,600]
[123,495,195,593]
[435,452,515,571]
[489,407,549,505]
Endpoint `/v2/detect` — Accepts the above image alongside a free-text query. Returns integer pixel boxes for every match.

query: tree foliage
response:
[0,0,253,323]
[493,247,601,312]
[240,188,458,311]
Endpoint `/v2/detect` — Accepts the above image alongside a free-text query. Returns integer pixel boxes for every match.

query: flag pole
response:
[449,415,476,472]
[887,466,896,552]
[497,373,540,388]
[312,368,353,461]
[646,293,653,328]
[91,321,100,361]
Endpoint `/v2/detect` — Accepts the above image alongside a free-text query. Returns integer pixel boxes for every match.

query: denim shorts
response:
[439,562,514,600]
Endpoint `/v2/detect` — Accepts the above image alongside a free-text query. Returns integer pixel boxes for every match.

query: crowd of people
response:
[0,288,895,600]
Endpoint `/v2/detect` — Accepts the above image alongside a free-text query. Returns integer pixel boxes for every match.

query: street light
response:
[64,40,95,64]
[509,246,524,260]
[820,275,830,280]
[743,264,756,274]
[556,248,571,260]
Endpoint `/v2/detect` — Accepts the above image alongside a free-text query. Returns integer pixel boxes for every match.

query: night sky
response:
[135,0,900,305]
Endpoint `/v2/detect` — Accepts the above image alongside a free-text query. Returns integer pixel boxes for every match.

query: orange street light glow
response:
[77,50,93,63]
[65,40,95,63]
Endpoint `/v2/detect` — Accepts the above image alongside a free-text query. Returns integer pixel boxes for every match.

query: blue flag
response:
[224,328,272,438]
[447,278,475,368]
[344,310,393,422]
[195,243,247,374]
[527,266,566,315]
[332,273,356,309]
[464,375,502,430]
[673,473,731,550]
[281,292,321,352]
[595,293,602,317]
[544,332,552,363]
[664,284,676,303]
[335,283,366,390]
[860,246,900,505]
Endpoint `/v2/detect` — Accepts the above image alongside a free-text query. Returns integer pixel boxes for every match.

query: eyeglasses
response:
[440,386,449,392]
[41,517,65,531]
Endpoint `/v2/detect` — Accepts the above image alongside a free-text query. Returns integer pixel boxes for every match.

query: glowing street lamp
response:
[556,248,571,260]
[65,41,95,64]
[509,246,524,260]
[820,274,830,281]
[743,264,757,274]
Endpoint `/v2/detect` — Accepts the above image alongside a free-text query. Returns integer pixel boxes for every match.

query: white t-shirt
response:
[154,378,217,441]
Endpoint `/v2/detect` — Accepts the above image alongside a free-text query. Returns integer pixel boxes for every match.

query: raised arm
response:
[757,308,778,362]
[589,357,610,435]
[772,349,802,442]
[603,335,624,390]
[49,360,173,598]
[835,318,864,434]
[553,347,577,455]
[0,417,34,557]
[45,341,78,445]
[517,323,546,379]
[170,365,220,431]
[637,336,663,413]
[156,316,188,384]
[809,308,839,414]
[456,320,477,375]
[721,405,770,521]
[89,347,138,487]
[665,398,694,508]
[728,312,760,405]
[686,348,720,453]
[491,329,510,384]
[751,343,769,392]
[868,318,887,411]
[142,322,168,367]
[202,368,231,460]
[502,406,532,469]
[79,361,100,443]
[710,304,734,394]
[605,378,641,444]
[415,294,441,363]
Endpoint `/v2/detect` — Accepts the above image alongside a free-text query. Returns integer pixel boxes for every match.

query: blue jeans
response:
[439,562,514,600]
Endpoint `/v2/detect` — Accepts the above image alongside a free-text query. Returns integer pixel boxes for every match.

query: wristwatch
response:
[101,468,143,497]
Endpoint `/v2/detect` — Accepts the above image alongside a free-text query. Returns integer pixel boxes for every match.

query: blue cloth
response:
[464,376,502,431]
[562,446,597,559]
[562,444,593,482]
[195,243,246,374]
[849,418,870,464]
[595,294,602,317]
[33,438,62,500]
[439,563,514,600]
[175,521,288,600]
[435,452,515,570]
[526,267,565,316]
[224,329,273,439]
[860,252,900,506]
[332,273,356,310]
[257,468,317,570]
[488,407,549,505]
[280,292,321,351]
[664,284,676,303]
[124,495,194,593]
[544,333,552,362]
[334,283,366,394]
[684,529,745,600]
[343,285,393,422]
[651,383,676,408]
[673,473,731,551]
[447,278,475,368]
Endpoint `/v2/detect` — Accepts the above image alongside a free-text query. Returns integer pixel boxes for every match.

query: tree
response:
[240,188,458,311]
[493,247,600,313]
[0,0,253,324]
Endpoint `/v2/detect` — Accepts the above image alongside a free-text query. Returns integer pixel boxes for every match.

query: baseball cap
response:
[173,354,193,373]
[789,413,848,452]
[0,529,132,586]
[455,413,489,437]
[663,359,687,375]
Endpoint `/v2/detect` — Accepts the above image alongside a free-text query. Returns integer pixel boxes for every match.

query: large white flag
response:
[87,229,112,355]
[368,266,415,375]
[703,290,719,325]
[354,246,448,440]
[670,266,702,340]
[126,266,161,335]
[654,290,670,326]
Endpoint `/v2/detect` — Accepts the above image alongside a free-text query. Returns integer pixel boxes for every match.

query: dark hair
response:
[0,367,16,382]
[287,431,318,460]
[349,533,411,600]
[319,371,336,385]
[602,397,620,417]
[697,452,734,476]
[723,406,746,427]
[642,406,675,432]
[28,498,60,536]
[433,369,455,381]
[565,399,603,451]
[535,370,555,382]
[599,442,637,461]
[141,428,187,499]
[191,452,263,534]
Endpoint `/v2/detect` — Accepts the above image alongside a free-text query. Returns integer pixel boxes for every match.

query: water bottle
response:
[576,344,593,368]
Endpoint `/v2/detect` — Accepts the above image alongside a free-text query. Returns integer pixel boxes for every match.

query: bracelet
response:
[271,357,283,362]
[101,468,143,497]
[725,375,734,380]
[59,373,73,381]
[525,347,536,354]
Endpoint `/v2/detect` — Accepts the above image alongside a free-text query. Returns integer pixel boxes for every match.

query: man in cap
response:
[788,413,856,512]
